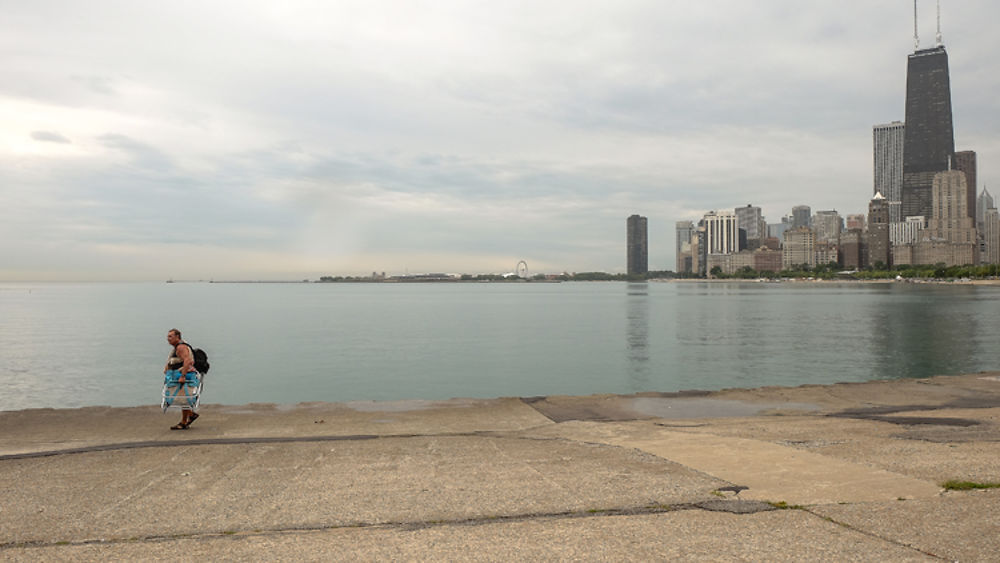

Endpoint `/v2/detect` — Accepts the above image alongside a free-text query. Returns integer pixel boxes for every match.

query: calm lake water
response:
[2,281,999,411]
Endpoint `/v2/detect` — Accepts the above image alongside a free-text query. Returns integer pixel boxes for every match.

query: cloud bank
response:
[1,1,997,280]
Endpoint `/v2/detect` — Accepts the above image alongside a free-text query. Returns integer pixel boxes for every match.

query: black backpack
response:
[183,343,211,374]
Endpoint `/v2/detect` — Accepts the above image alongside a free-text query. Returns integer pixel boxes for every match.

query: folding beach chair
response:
[161,372,205,413]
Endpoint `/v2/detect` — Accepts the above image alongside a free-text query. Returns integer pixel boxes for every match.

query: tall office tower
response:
[984,208,1000,264]
[977,187,994,231]
[626,215,648,275]
[782,227,816,269]
[812,210,842,244]
[927,170,975,245]
[868,192,891,267]
[675,220,694,273]
[702,210,738,255]
[874,121,905,222]
[694,223,706,276]
[901,28,956,222]
[734,204,765,250]
[953,150,977,220]
[846,214,866,231]
[791,205,811,229]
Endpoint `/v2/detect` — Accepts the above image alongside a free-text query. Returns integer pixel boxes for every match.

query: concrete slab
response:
[0,436,724,545]
[0,397,552,457]
[811,489,1000,563]
[640,409,1000,484]
[530,420,943,505]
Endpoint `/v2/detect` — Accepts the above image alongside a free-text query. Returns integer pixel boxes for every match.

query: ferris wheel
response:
[516,260,529,279]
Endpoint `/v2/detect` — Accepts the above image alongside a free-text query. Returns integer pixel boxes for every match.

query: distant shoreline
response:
[193,278,1000,285]
[666,277,1000,286]
[167,278,1000,286]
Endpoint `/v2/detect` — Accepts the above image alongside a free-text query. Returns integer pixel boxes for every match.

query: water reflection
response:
[869,284,982,379]
[667,282,998,389]
[626,282,650,388]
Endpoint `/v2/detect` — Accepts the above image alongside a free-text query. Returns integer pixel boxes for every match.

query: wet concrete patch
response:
[629,398,819,419]
[694,500,777,514]
[869,416,980,427]
[777,439,846,449]
[519,397,647,423]
[829,396,1000,419]
[345,398,491,413]
[892,425,1000,443]
[826,403,1000,442]
[829,407,996,431]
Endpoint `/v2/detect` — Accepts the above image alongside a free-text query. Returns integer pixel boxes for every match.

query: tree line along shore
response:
[313,263,1000,283]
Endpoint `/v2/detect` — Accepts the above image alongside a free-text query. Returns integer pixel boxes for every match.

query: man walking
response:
[164,328,201,430]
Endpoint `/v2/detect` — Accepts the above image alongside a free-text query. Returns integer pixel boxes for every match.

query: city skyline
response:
[674,1,994,274]
[3,2,1000,280]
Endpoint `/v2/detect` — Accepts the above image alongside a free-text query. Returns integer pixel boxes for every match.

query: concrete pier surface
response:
[2,373,999,561]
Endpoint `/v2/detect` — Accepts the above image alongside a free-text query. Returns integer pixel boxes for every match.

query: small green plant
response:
[585,508,614,515]
[942,480,1000,491]
[768,501,804,510]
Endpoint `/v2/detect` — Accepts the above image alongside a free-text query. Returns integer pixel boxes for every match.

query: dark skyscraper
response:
[901,45,955,221]
[626,215,648,275]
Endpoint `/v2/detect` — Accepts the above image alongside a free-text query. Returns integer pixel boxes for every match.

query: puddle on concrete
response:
[344,398,487,413]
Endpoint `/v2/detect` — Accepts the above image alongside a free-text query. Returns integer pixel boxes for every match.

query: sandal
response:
[187,412,200,426]
[170,422,189,430]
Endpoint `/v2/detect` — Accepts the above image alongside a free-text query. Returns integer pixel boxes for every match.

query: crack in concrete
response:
[0,501,778,552]
[0,433,464,461]
[0,431,616,462]
[798,508,951,561]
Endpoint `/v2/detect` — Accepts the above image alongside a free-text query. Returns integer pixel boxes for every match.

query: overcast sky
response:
[2,1,998,280]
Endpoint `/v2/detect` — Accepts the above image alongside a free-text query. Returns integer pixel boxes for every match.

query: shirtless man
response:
[165,329,201,430]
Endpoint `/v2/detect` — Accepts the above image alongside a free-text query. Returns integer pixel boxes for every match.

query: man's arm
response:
[177,345,195,376]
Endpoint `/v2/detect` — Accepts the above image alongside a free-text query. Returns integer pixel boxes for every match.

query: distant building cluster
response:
[659,16,998,277]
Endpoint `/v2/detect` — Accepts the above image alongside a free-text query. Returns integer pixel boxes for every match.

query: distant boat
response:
[166,279,174,283]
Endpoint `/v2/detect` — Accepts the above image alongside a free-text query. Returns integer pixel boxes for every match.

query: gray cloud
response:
[98,134,175,172]
[71,75,117,96]
[31,130,70,143]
